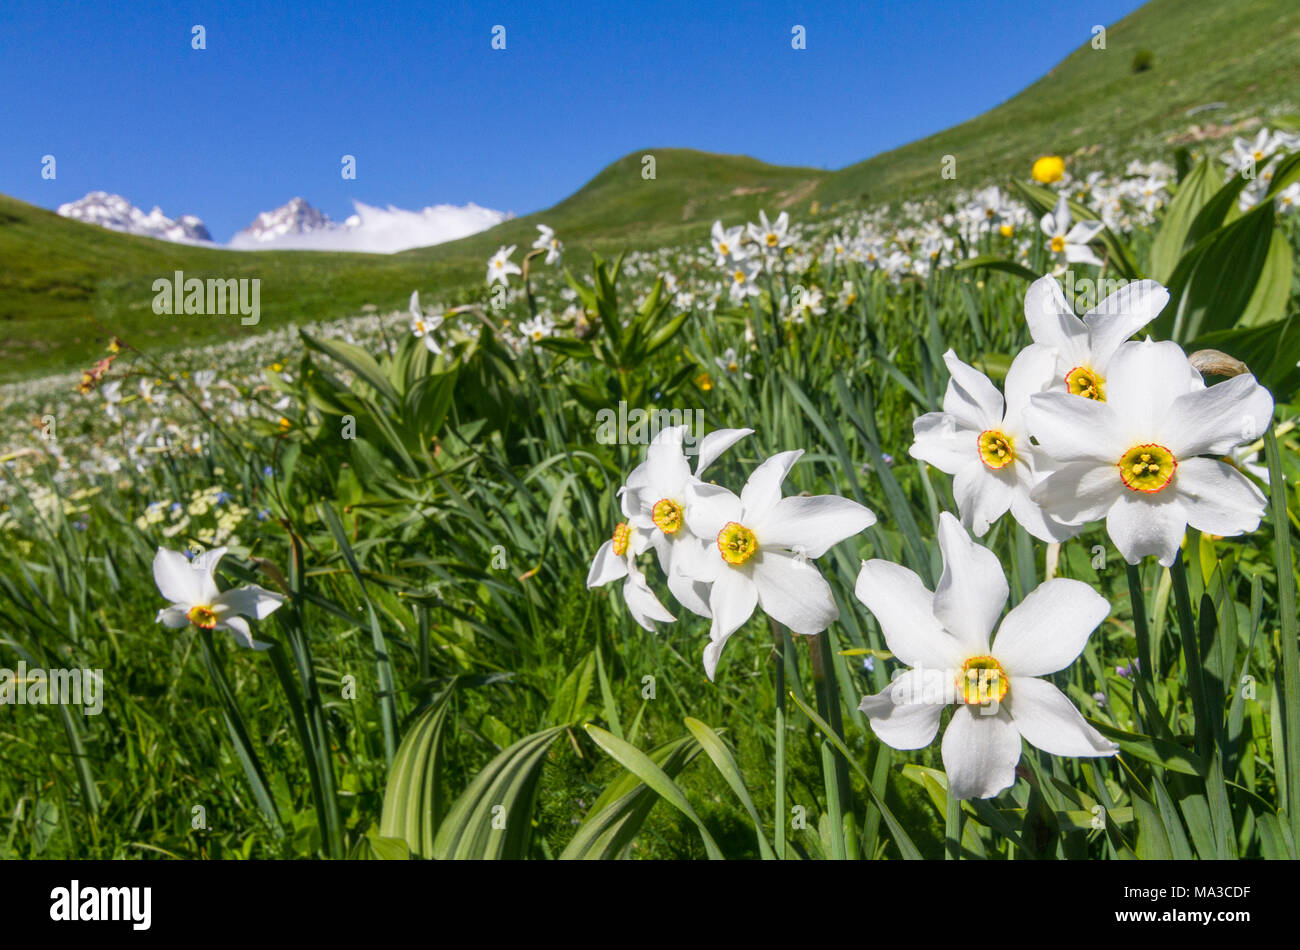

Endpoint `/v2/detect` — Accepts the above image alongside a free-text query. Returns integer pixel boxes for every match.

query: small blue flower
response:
[257,509,270,521]
[215,491,233,505]
[262,465,274,477]
[862,656,875,673]
[170,502,183,513]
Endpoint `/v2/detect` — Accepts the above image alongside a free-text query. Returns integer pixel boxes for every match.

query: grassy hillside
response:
[0,151,823,381]
[2,0,1295,383]
[815,0,1300,205]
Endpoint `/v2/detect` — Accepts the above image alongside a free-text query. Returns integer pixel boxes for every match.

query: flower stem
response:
[771,622,787,860]
[1264,425,1300,844]
[809,628,851,857]
[1169,554,1211,761]
[1124,562,1158,730]
[945,789,963,860]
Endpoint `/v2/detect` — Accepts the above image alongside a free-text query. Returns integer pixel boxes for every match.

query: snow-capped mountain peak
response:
[56,191,510,253]
[238,197,333,242]
[228,198,511,253]
[56,191,213,244]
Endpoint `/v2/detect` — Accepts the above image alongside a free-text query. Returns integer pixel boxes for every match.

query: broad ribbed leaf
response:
[379,695,454,858]
[1149,158,1222,282]
[560,734,702,859]
[431,726,566,859]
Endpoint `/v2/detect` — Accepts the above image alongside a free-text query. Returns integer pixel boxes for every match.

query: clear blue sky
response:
[0,0,1146,241]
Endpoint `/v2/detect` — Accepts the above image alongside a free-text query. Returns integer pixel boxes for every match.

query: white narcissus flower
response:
[747,210,790,254]
[714,346,753,380]
[408,290,444,355]
[102,380,123,420]
[1041,195,1105,268]
[910,347,1070,541]
[856,513,1117,799]
[1025,339,1275,566]
[587,519,676,632]
[519,313,556,341]
[1223,128,1281,175]
[1277,182,1300,214]
[486,245,521,286]
[622,425,753,618]
[154,546,286,650]
[682,450,876,680]
[710,220,748,267]
[1019,275,1168,399]
[533,224,563,265]
[727,258,761,303]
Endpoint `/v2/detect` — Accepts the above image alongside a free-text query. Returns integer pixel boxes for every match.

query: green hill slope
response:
[814,0,1300,205]
[1,0,1295,383]
[0,150,822,381]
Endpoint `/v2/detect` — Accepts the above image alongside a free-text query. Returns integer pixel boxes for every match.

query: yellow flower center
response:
[717,522,758,565]
[986,208,996,219]
[958,656,1009,706]
[727,361,739,373]
[187,605,218,629]
[611,522,631,557]
[766,233,779,247]
[651,498,684,535]
[1065,365,1105,400]
[718,242,730,255]
[977,430,1016,470]
[1118,443,1177,493]
[733,269,746,284]
[1000,223,1014,238]
[1253,150,1263,162]
[1050,235,1066,254]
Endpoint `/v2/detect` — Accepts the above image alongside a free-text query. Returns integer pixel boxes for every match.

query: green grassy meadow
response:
[1,0,1299,863]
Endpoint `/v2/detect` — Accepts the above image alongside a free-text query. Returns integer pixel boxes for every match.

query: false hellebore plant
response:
[856,513,1117,799]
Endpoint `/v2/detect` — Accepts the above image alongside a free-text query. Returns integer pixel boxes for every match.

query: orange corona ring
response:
[1065,365,1105,400]
[651,498,684,534]
[978,430,1015,470]
[1118,443,1177,493]
[611,522,631,557]
[187,605,218,629]
[958,656,1009,706]
[717,522,758,565]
